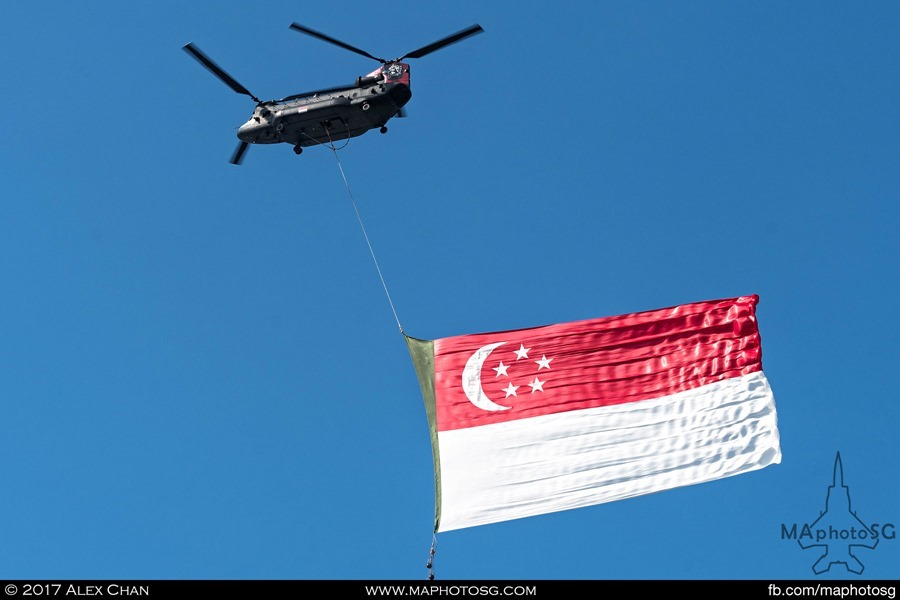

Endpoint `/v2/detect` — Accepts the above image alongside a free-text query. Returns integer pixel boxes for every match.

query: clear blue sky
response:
[2,1,898,581]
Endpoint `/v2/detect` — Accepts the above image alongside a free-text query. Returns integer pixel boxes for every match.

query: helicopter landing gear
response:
[380,126,388,134]
[293,144,303,155]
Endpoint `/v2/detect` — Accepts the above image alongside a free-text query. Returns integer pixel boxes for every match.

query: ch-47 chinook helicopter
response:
[183,22,484,165]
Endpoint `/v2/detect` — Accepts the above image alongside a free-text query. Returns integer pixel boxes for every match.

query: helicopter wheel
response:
[380,126,388,134]
[293,144,303,155]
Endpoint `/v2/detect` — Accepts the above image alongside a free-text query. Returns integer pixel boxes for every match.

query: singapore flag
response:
[405,295,781,532]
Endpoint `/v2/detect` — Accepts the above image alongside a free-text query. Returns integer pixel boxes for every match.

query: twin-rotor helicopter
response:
[183,22,484,165]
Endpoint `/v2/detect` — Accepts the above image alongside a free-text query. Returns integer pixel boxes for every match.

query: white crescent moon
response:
[462,342,511,412]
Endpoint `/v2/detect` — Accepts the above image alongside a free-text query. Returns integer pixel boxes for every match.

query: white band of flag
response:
[436,371,779,531]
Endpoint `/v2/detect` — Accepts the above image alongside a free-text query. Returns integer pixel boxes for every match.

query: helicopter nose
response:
[237,120,257,142]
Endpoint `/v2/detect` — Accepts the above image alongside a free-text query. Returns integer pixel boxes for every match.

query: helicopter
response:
[183,22,484,165]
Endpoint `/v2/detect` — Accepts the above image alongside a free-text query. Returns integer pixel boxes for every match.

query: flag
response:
[405,295,780,532]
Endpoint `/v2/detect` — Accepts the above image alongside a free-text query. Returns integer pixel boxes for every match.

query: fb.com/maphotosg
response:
[769,584,895,599]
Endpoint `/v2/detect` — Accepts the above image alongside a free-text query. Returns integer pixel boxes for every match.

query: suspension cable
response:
[304,129,404,332]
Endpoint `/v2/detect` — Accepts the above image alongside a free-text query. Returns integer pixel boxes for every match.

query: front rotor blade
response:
[289,23,385,63]
[183,43,260,103]
[401,24,484,60]
[230,141,249,165]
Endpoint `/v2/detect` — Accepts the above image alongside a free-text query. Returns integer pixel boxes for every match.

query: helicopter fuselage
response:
[183,23,482,163]
[239,63,411,150]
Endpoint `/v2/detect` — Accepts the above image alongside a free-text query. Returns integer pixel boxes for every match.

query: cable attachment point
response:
[426,534,437,580]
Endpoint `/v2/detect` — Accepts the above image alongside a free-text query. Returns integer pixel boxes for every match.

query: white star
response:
[535,355,552,370]
[502,382,519,398]
[514,344,530,360]
[529,377,545,393]
[493,361,509,377]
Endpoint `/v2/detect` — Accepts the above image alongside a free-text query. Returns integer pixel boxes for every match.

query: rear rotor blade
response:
[289,23,385,63]
[183,43,261,103]
[401,24,484,60]
[230,141,249,165]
